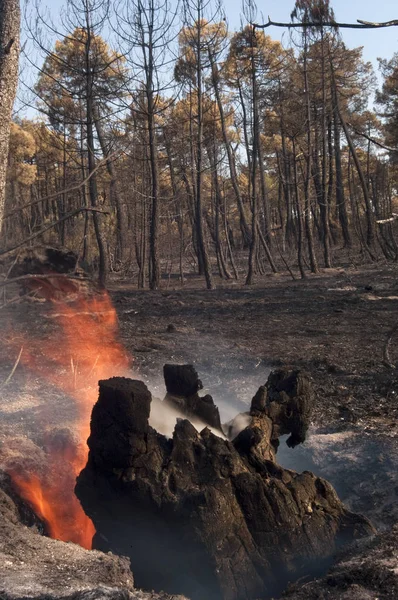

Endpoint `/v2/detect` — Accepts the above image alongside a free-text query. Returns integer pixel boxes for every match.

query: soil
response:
[0,262,398,597]
[110,263,398,431]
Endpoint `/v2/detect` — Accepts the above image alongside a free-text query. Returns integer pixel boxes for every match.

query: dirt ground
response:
[1,262,398,531]
[108,263,398,430]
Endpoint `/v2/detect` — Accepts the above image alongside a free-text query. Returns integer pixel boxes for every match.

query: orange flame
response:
[9,287,131,549]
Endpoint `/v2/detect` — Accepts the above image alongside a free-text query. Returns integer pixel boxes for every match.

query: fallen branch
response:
[383,323,398,369]
[0,294,26,309]
[1,347,23,387]
[274,237,296,281]
[0,207,110,257]
[377,214,398,225]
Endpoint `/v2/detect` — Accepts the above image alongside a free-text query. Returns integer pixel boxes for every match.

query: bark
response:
[164,134,185,284]
[327,118,335,243]
[223,191,238,279]
[312,122,331,267]
[0,0,20,235]
[207,140,231,279]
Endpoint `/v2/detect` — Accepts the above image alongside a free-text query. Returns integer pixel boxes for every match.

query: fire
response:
[8,285,131,549]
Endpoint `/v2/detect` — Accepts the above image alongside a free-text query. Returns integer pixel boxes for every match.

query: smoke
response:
[148,395,227,440]
[222,412,252,440]
[139,349,271,426]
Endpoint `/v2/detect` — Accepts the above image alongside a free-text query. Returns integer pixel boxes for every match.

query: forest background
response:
[2,0,398,290]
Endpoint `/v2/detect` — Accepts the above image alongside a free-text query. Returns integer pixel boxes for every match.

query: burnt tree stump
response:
[76,373,373,600]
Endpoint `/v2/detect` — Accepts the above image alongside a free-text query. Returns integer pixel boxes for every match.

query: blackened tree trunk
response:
[302,31,318,274]
[139,0,161,291]
[207,140,231,279]
[146,77,160,290]
[85,14,107,287]
[257,125,272,247]
[245,27,259,286]
[320,29,332,268]
[332,95,351,248]
[0,0,20,234]
[279,111,295,245]
[292,138,306,279]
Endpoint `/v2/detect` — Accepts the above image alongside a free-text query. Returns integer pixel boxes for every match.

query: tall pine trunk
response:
[0,0,20,235]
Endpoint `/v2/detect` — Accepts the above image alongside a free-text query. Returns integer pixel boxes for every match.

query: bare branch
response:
[1,347,23,386]
[377,214,398,225]
[253,17,398,30]
[347,123,398,154]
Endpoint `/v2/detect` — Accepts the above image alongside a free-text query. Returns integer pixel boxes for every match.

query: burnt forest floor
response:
[1,262,398,532]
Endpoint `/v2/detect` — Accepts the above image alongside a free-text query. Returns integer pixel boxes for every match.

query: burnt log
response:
[7,246,80,276]
[3,245,93,300]
[76,375,374,600]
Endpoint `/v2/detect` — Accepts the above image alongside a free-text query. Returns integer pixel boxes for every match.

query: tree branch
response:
[2,38,15,55]
[377,214,398,225]
[253,17,398,30]
[347,123,398,154]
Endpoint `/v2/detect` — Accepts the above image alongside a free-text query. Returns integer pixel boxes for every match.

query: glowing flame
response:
[9,286,131,549]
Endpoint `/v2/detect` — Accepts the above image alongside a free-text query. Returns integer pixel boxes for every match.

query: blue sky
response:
[19,0,397,117]
[227,0,398,67]
[28,0,398,66]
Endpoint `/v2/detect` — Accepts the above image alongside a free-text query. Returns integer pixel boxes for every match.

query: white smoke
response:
[149,396,227,440]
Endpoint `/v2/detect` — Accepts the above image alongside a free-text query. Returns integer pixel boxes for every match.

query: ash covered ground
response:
[0,262,398,598]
